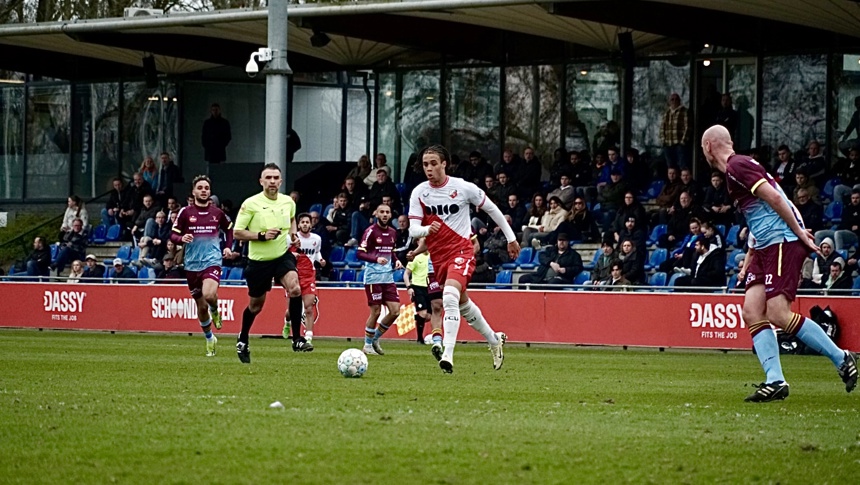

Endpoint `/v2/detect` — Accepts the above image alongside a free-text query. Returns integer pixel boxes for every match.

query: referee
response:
[233,163,311,363]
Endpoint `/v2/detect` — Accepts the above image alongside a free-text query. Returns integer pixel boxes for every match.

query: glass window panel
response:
[446,67,501,163]
[0,86,25,200]
[346,87,374,164]
[727,59,757,152]
[73,83,120,198]
[505,65,562,165]
[761,55,826,156]
[26,84,70,199]
[632,59,690,158]
[292,86,342,162]
[376,73,397,168]
[122,82,171,180]
[566,64,620,155]
[400,70,440,180]
[833,54,860,159]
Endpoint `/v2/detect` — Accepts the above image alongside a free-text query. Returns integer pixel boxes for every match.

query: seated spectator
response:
[552,197,600,244]
[592,152,609,189]
[612,191,647,235]
[394,214,411,266]
[679,168,703,205]
[792,169,820,205]
[771,144,798,194]
[368,169,401,211]
[521,193,546,240]
[341,176,367,212]
[795,188,824,233]
[822,260,852,293]
[590,239,617,284]
[460,150,494,187]
[164,196,182,221]
[82,254,105,283]
[347,155,372,185]
[659,218,702,274]
[138,211,170,266]
[548,147,570,189]
[139,156,158,187]
[524,196,568,249]
[832,147,860,203]
[102,177,130,227]
[23,237,51,278]
[797,140,827,187]
[67,260,84,283]
[624,148,651,193]
[699,220,726,260]
[655,167,684,212]
[327,193,352,245]
[156,253,184,280]
[519,233,583,285]
[658,192,703,249]
[604,260,631,291]
[567,151,594,200]
[618,238,645,285]
[518,146,542,199]
[615,216,647,256]
[548,174,576,208]
[165,239,184,268]
[828,189,860,250]
[130,194,160,241]
[801,237,840,288]
[673,238,726,289]
[345,197,374,247]
[109,258,136,283]
[597,170,628,230]
[495,172,518,203]
[483,174,501,205]
[53,218,88,274]
[501,194,527,237]
[702,171,734,227]
[483,215,514,268]
[60,195,88,241]
[127,172,154,221]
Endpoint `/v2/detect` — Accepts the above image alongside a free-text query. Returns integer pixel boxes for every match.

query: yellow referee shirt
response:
[234,191,296,261]
[406,252,430,288]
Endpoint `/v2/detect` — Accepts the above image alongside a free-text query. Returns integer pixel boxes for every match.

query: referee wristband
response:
[257,232,267,241]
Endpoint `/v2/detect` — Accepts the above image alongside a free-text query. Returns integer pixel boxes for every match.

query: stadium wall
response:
[1,283,857,351]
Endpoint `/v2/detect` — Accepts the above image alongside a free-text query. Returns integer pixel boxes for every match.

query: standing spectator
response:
[715,93,738,139]
[519,233,583,285]
[287,127,301,163]
[568,151,592,199]
[347,155,372,184]
[154,152,181,204]
[327,193,352,245]
[109,258,136,283]
[460,151,493,186]
[139,156,158,187]
[82,254,105,283]
[341,176,367,212]
[597,170,629,229]
[702,171,734,227]
[52,218,88,274]
[67,260,84,283]
[797,140,827,187]
[368,169,400,211]
[679,168,703,205]
[660,93,690,169]
[201,103,231,164]
[612,191,647,235]
[127,172,153,216]
[364,153,390,188]
[60,195,88,240]
[24,237,51,278]
[495,172,518,204]
[310,211,333,276]
[838,96,860,156]
[624,148,651,193]
[771,145,798,194]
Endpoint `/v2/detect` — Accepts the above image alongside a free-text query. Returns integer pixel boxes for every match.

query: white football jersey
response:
[409,176,485,257]
[296,232,322,264]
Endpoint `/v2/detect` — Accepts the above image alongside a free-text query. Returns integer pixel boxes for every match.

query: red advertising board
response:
[1,282,857,351]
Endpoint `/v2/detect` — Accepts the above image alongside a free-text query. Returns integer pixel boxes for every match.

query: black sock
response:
[240,307,257,344]
[415,315,426,341]
[289,296,303,341]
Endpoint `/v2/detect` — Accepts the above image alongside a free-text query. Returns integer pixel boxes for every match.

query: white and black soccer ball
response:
[337,348,368,378]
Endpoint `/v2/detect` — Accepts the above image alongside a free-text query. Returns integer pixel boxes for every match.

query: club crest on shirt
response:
[454,257,465,265]
[189,216,197,223]
[376,237,383,243]
[450,190,458,199]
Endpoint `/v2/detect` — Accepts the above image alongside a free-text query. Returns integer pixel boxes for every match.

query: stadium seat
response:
[105,224,123,242]
[727,273,739,290]
[345,248,364,269]
[726,225,741,247]
[393,268,404,282]
[329,269,339,282]
[502,247,533,269]
[646,179,664,199]
[726,248,745,271]
[339,269,356,282]
[49,243,59,263]
[355,270,365,282]
[853,276,860,296]
[488,270,512,289]
[647,224,667,246]
[583,248,602,270]
[395,183,406,196]
[329,246,347,268]
[138,267,155,284]
[824,201,842,223]
[648,272,667,287]
[322,203,334,219]
[115,244,132,263]
[573,270,591,285]
[90,224,108,244]
[716,224,726,238]
[668,272,683,287]
[309,203,322,215]
[520,248,541,270]
[837,249,848,261]
[129,246,140,263]
[645,248,668,271]
[224,266,244,285]
[822,178,840,201]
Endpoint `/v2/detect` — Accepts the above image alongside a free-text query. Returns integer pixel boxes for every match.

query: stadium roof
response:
[1,0,859,80]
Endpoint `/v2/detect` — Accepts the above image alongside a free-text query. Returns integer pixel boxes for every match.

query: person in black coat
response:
[201,103,231,164]
[612,191,648,234]
[24,237,51,277]
[702,171,734,227]
[519,233,583,285]
[618,238,645,285]
[674,239,726,289]
[81,254,106,283]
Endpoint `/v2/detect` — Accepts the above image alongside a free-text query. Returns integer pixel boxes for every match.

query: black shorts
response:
[411,285,431,312]
[244,252,297,298]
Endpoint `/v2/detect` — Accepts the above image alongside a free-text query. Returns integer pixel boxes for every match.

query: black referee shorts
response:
[411,285,431,312]
[244,251,298,298]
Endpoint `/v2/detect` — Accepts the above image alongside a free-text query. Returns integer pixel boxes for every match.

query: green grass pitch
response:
[1,329,858,483]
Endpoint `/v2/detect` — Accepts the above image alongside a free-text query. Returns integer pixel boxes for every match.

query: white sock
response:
[305,330,313,341]
[460,299,498,345]
[441,286,461,362]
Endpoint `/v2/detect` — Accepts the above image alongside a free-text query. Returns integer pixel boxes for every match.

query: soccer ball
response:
[337,348,368,378]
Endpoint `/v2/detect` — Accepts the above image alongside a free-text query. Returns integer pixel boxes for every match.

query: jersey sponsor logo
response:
[151,297,235,321]
[423,204,461,216]
[43,290,86,313]
[689,302,745,330]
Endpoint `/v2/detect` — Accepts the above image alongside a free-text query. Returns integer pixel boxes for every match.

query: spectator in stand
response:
[402,153,425,194]
[792,169,820,205]
[525,196,568,249]
[67,260,84,283]
[345,196,373,247]
[771,144,798,194]
[604,261,631,290]
[138,210,171,266]
[590,239,617,285]
[139,156,158,187]
[340,176,366,212]
[60,195,88,240]
[822,260,853,293]
[495,172,518,204]
[501,194,527,236]
[597,170,629,230]
[368,169,400,211]
[593,120,620,157]
[156,253,184,280]
[102,177,130,227]
[24,237,51,278]
[567,150,593,200]
[154,152,181,205]
[660,93,691,169]
[832,147,860,203]
[164,196,182,221]
[549,148,570,189]
[519,233,583,285]
[131,194,161,241]
[164,239,184,268]
[715,93,738,139]
[519,146,542,198]
[659,191,703,248]
[604,147,626,180]
[654,167,684,224]
[483,215,514,268]
[612,191,647,235]
[659,219,703,275]
[700,220,726,258]
[830,190,860,250]
[484,175,501,205]
[547,174,576,208]
[553,197,599,244]
[52,218,88,274]
[461,150,494,187]
[495,148,520,177]
[201,103,231,164]
[615,216,647,256]
[109,258,135,283]
[327,193,351,245]
[801,237,841,288]
[592,152,609,190]
[618,238,645,285]
[673,238,726,289]
[839,96,860,155]
[798,140,828,187]
[521,193,546,240]
[702,171,734,227]
[348,155,372,185]
[125,172,153,237]
[364,153,390,188]
[393,214,411,266]
[679,168,703,205]
[795,188,824,233]
[82,254,104,283]
[624,148,651,193]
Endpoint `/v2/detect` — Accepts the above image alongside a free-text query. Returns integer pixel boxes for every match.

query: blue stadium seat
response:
[837,249,848,261]
[355,270,365,282]
[488,270,512,289]
[502,247,533,269]
[395,183,406,196]
[727,273,739,290]
[329,246,347,268]
[726,225,741,247]
[49,243,59,263]
[224,266,244,285]
[90,224,108,244]
[393,268,404,282]
[646,179,664,199]
[129,246,140,263]
[822,178,840,201]
[824,201,842,223]
[115,244,132,263]
[644,248,668,271]
[853,276,860,296]
[339,269,356,282]
[648,272,667,287]
[647,224,667,246]
[345,248,364,268]
[322,203,334,218]
[573,270,591,285]
[668,272,683,287]
[105,224,122,242]
[329,269,339,282]
[520,248,541,270]
[309,203,322,215]
[583,248,602,270]
[138,267,155,283]
[726,248,745,271]
[716,224,726,238]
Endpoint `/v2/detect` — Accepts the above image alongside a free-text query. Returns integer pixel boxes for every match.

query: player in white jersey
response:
[283,213,326,343]
[408,144,520,373]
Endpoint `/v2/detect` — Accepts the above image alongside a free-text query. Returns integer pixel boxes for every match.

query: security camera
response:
[245,48,272,77]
